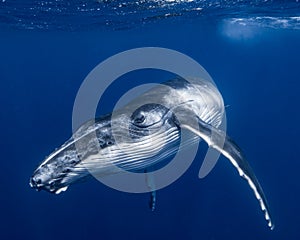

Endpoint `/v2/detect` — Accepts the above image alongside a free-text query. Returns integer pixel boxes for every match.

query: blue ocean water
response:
[1,0,300,239]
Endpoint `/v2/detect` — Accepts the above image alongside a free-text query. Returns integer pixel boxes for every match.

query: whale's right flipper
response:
[181,118,274,230]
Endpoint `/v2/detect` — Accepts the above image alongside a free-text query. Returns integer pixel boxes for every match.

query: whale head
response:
[29,103,179,194]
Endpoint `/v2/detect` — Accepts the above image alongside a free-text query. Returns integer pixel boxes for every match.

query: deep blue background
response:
[1,18,300,240]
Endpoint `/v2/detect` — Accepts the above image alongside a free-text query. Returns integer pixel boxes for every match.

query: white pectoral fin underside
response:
[181,118,274,230]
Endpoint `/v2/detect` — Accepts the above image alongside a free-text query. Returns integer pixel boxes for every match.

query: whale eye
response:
[133,112,145,125]
[131,103,170,128]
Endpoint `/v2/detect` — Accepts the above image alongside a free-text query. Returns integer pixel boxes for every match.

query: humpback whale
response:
[29,78,274,230]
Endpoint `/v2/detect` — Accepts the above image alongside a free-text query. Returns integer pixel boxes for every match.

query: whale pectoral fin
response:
[149,190,156,211]
[144,169,156,211]
[181,118,274,230]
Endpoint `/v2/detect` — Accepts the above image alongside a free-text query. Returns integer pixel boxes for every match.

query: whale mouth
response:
[30,174,61,192]
[30,174,70,194]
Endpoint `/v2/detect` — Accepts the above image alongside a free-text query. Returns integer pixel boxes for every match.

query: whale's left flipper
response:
[145,170,156,211]
[181,118,274,230]
[149,190,156,211]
